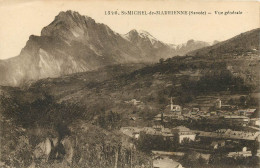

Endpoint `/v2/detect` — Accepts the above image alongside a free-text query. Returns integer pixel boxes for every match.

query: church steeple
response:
[170,97,173,111]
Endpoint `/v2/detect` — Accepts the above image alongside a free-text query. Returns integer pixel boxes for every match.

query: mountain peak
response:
[187,39,195,45]
[41,10,95,38]
[59,10,80,17]
[56,10,93,21]
[124,29,159,45]
[64,10,80,16]
[127,29,156,39]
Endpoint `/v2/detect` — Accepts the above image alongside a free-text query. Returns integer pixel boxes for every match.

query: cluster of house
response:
[153,98,259,127]
[121,125,260,159]
[227,50,259,59]
[153,98,183,121]
[123,97,259,167]
[121,125,260,164]
[120,125,196,144]
[228,147,260,158]
[198,129,260,142]
[215,99,257,116]
[121,124,260,143]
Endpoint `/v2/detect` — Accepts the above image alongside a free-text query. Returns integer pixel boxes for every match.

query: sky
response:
[0,0,259,59]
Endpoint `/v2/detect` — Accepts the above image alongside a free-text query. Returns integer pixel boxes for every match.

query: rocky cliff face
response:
[0,11,167,86]
[0,10,210,86]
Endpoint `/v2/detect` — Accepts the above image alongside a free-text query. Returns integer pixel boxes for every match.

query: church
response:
[170,97,182,115]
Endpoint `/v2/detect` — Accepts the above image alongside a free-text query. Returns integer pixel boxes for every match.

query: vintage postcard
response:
[0,0,259,167]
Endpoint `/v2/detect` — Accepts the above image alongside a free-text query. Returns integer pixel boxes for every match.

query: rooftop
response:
[172,126,191,132]
[153,157,182,168]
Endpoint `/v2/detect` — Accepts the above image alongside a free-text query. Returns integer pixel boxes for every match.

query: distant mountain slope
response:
[172,39,210,55]
[188,28,260,56]
[0,10,210,87]
[16,28,259,109]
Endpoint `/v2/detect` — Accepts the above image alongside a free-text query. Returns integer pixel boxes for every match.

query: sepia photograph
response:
[0,0,259,167]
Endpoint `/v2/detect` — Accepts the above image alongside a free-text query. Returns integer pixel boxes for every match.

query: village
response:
[121,97,260,168]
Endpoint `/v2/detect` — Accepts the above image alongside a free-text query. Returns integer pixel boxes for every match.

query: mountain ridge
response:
[188,28,260,56]
[0,10,215,86]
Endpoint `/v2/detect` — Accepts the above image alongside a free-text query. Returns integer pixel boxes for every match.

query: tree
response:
[239,96,246,107]
[159,58,164,64]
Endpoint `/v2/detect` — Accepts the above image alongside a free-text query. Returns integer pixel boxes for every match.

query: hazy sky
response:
[0,0,259,59]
